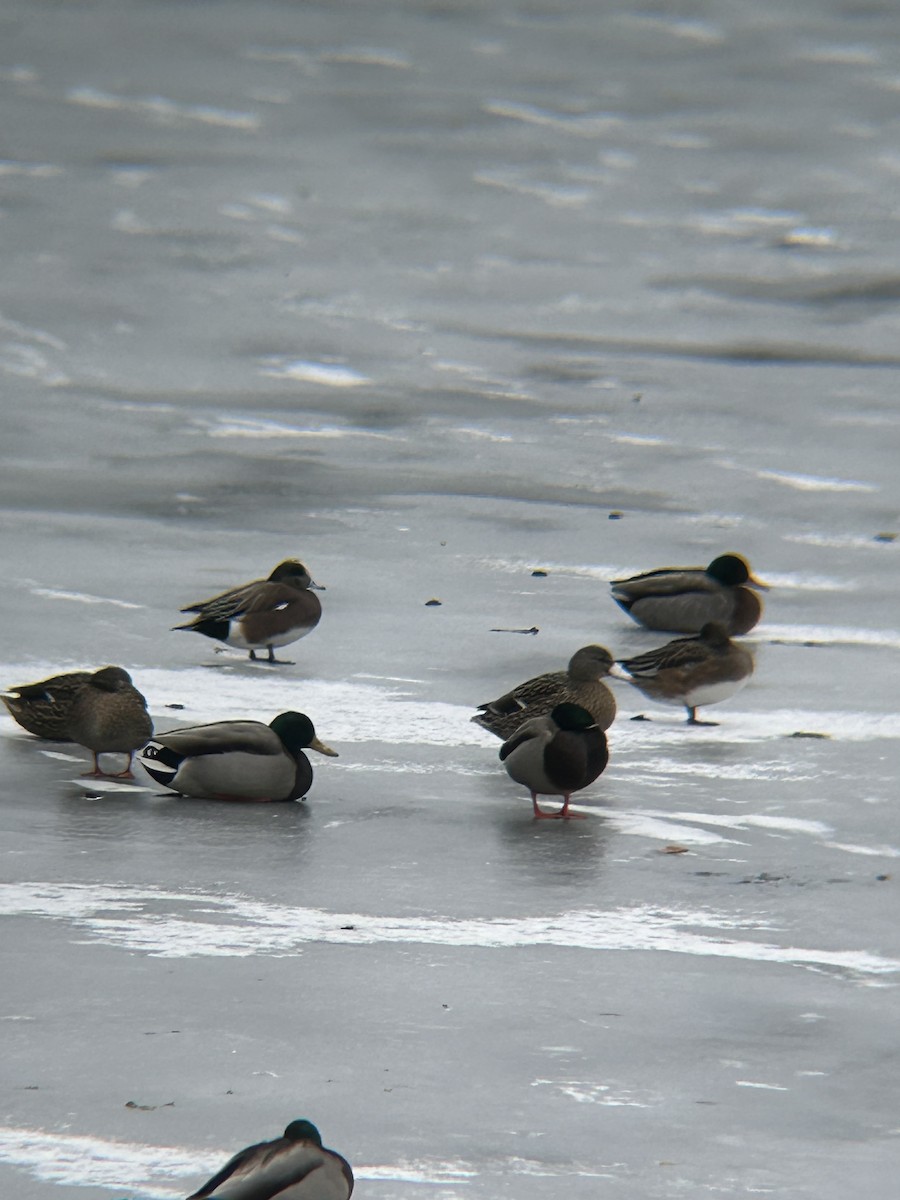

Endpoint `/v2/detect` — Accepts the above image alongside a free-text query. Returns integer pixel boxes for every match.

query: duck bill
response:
[308,580,326,591]
[309,736,339,757]
[747,574,771,591]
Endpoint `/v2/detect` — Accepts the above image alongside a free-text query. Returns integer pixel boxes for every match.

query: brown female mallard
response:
[473,644,616,739]
[65,666,154,778]
[2,670,93,740]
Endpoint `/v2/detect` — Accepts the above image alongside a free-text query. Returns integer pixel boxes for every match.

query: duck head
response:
[269,711,338,757]
[88,666,134,693]
[283,1119,323,1144]
[707,554,769,590]
[268,560,325,591]
[549,702,598,732]
[567,645,614,681]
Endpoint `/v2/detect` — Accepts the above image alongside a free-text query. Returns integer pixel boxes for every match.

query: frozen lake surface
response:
[0,1,898,1196]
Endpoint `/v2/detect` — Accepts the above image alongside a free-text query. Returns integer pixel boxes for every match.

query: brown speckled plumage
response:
[474,645,616,739]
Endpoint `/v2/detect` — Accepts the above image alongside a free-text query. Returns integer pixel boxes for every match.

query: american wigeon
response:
[612,621,754,725]
[175,560,323,664]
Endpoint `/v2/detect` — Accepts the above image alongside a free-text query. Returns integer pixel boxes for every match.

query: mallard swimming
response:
[610,552,768,634]
[500,702,608,819]
[473,645,616,739]
[174,560,323,664]
[65,666,154,778]
[138,711,338,801]
[2,670,92,740]
[612,621,754,725]
[185,1118,353,1199]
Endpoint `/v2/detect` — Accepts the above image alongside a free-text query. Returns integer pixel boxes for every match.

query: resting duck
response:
[500,702,608,819]
[185,1118,353,1199]
[610,552,768,634]
[612,621,754,725]
[175,560,323,664]
[473,644,616,740]
[2,670,93,740]
[65,666,154,778]
[138,711,337,801]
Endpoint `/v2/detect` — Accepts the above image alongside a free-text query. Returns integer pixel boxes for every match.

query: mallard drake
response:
[2,670,92,740]
[185,1118,353,1199]
[174,560,323,664]
[499,702,608,819]
[65,666,154,778]
[138,711,338,801]
[610,553,768,634]
[612,621,754,725]
[473,645,616,739]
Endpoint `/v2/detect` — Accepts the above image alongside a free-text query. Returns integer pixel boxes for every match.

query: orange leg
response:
[81,752,136,780]
[532,792,586,820]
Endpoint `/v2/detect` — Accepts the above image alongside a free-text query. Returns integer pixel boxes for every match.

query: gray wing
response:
[187,1140,349,1199]
[156,721,281,759]
[499,714,551,761]
[611,567,716,599]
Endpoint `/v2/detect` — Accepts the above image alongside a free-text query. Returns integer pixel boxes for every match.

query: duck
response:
[499,702,608,819]
[174,560,323,664]
[612,621,754,725]
[610,552,768,634]
[138,711,338,801]
[473,644,616,739]
[2,670,93,740]
[65,666,154,778]
[184,1118,353,1199]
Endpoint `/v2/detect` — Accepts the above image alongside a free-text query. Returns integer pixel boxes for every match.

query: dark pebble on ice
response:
[425,598,442,606]
[531,569,548,577]
[788,731,830,739]
[608,510,624,519]
[873,531,896,542]
[630,713,651,721]
[165,702,185,710]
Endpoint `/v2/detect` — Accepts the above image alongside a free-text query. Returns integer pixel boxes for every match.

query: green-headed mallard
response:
[66,666,154,778]
[2,670,93,740]
[185,1118,353,1199]
[174,560,323,664]
[473,645,616,739]
[610,552,768,634]
[500,701,608,819]
[612,621,754,725]
[138,711,337,801]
